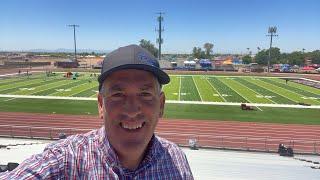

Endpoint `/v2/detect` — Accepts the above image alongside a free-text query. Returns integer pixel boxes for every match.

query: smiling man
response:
[0,45,193,179]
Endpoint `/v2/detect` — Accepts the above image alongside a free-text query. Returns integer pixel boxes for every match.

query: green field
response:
[0,72,319,124]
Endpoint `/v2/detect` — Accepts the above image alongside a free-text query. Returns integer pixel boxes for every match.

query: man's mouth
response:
[120,122,146,130]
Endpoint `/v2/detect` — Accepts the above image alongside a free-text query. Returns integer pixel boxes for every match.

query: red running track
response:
[0,112,319,154]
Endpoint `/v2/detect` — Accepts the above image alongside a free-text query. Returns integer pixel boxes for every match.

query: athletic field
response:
[0,72,319,124]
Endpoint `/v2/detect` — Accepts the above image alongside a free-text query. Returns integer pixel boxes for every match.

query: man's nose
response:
[123,96,141,117]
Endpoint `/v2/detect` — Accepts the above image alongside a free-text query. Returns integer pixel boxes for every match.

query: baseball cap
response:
[98,44,170,91]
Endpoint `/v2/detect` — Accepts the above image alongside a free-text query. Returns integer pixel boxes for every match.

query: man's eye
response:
[140,92,152,96]
[111,93,124,97]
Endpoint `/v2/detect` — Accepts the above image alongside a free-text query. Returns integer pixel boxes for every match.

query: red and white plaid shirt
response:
[0,127,193,179]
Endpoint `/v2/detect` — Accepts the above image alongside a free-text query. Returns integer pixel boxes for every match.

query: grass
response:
[0,97,319,125]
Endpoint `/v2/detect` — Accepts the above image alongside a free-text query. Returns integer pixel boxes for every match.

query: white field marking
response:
[256,95,275,99]
[273,78,320,97]
[178,76,182,101]
[300,77,320,83]
[261,78,320,104]
[249,78,298,103]
[232,79,276,104]
[29,80,75,95]
[0,79,41,92]
[192,76,203,101]
[205,78,226,102]
[19,88,35,91]
[301,97,320,100]
[69,83,98,97]
[221,94,231,97]
[218,78,263,111]
[1,94,320,109]
[56,89,72,92]
[4,97,16,101]
[48,81,87,96]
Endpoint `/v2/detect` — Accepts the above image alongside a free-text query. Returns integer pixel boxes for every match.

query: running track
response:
[0,112,319,154]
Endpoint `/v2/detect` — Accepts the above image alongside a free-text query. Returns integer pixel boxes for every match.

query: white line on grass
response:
[259,79,320,104]
[219,78,263,111]
[233,79,276,104]
[249,78,298,104]
[192,76,203,101]
[1,94,320,109]
[205,78,226,102]
[4,97,16,101]
[69,84,98,97]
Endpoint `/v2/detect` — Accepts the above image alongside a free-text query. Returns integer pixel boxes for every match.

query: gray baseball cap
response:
[98,44,170,91]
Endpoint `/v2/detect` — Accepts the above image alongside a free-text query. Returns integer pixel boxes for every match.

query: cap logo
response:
[137,52,157,67]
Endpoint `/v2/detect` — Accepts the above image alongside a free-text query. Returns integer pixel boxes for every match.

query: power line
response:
[67,24,80,62]
[156,12,164,60]
[266,26,278,73]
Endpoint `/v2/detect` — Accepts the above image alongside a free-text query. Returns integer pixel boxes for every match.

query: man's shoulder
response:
[155,136,186,157]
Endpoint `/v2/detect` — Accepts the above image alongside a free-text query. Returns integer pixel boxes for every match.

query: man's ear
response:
[159,92,165,118]
[97,93,104,119]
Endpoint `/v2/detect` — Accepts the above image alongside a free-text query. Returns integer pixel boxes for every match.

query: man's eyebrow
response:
[108,85,123,91]
[140,84,154,90]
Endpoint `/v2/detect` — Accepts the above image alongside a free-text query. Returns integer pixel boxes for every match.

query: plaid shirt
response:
[0,127,193,179]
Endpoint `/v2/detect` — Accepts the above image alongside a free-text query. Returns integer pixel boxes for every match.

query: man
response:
[0,44,194,179]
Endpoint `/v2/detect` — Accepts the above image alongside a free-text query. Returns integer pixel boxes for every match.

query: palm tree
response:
[203,43,214,58]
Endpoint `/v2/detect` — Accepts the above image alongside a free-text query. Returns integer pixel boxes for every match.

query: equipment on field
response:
[241,103,254,110]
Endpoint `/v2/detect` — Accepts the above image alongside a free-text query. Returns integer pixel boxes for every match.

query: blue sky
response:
[0,0,319,54]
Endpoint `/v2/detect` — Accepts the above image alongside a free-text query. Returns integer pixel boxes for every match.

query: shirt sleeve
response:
[0,147,64,180]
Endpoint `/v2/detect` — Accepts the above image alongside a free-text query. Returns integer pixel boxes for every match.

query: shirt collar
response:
[98,127,165,170]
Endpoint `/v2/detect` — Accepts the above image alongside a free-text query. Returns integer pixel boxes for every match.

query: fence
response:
[0,125,319,154]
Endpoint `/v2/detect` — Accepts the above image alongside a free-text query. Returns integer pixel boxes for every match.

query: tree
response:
[286,51,304,65]
[192,47,207,59]
[139,39,158,57]
[310,50,320,64]
[203,43,214,58]
[242,55,252,64]
[192,47,201,59]
[255,47,281,65]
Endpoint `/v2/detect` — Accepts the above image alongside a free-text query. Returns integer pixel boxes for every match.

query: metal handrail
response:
[0,125,318,154]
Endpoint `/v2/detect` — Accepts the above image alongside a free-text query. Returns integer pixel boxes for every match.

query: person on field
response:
[0,44,194,179]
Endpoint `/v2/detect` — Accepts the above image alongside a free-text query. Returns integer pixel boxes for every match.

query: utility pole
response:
[266,26,278,73]
[67,24,80,62]
[156,12,164,60]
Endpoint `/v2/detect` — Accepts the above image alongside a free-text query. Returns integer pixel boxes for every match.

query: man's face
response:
[98,69,165,153]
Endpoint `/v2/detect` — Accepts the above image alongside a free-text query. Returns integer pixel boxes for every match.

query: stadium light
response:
[266,26,278,72]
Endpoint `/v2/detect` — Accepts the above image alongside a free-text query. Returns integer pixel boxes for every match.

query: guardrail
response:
[0,125,319,154]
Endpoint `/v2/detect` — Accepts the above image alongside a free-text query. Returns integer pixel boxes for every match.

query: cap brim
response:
[98,64,170,90]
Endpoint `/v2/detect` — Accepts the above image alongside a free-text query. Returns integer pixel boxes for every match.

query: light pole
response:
[156,12,164,60]
[67,24,80,62]
[267,26,278,73]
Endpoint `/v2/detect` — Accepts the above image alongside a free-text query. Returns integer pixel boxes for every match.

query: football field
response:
[0,72,319,124]
[0,73,319,105]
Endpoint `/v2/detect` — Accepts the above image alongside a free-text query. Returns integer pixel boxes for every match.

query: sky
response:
[0,0,319,54]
